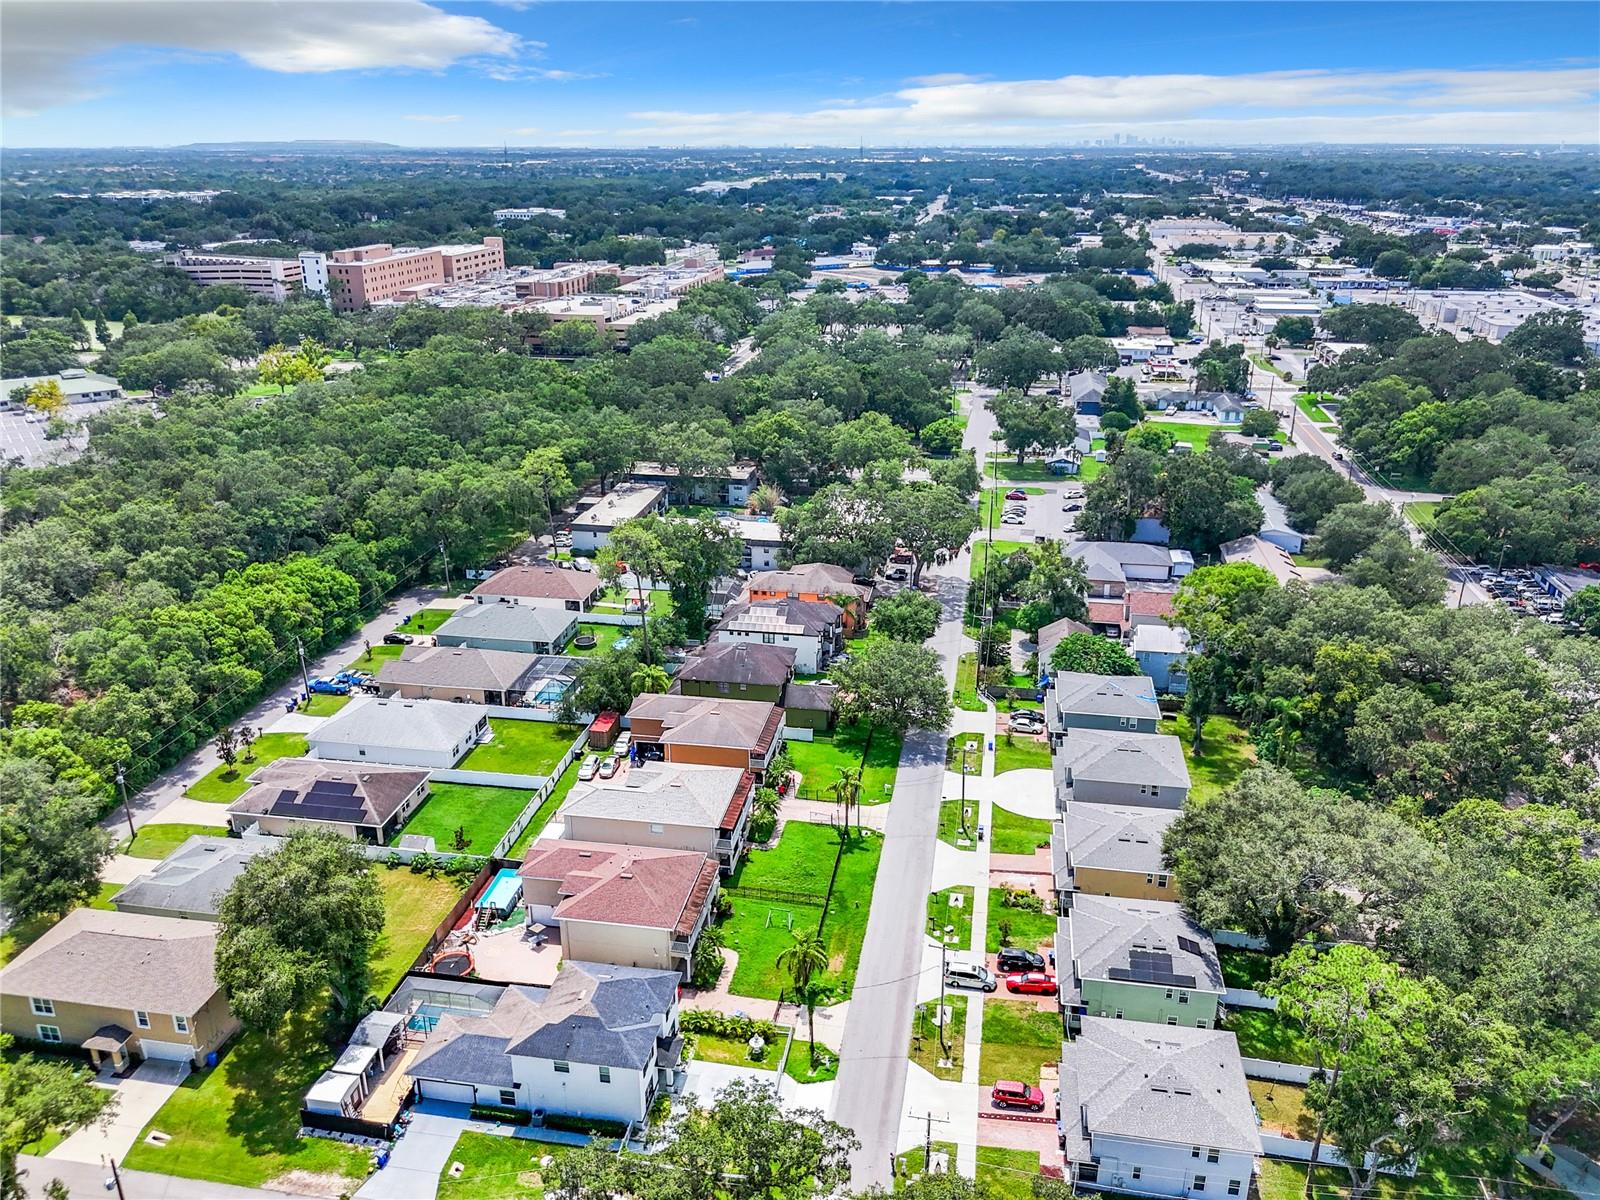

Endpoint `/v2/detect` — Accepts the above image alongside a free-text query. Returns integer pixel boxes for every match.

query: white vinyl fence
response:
[491,726,591,858]
[1242,1057,1316,1084]
[1223,987,1277,1010]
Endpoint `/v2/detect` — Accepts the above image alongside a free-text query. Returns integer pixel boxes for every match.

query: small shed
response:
[305,1070,363,1118]
[589,709,621,749]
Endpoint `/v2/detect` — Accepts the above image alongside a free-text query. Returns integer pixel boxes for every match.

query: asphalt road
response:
[835,561,969,1190]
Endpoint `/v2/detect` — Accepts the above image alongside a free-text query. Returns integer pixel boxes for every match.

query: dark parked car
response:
[997,947,1046,973]
[383,633,413,645]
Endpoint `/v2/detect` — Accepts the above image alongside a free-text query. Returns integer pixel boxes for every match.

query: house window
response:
[1207,1149,1219,1164]
[599,1066,611,1084]
[173,1015,189,1034]
[135,1011,151,1029]
[1157,874,1169,889]
[554,1061,570,1074]
[1164,988,1173,1000]
[37,1025,62,1043]
[1194,1177,1207,1192]
[1149,786,1160,798]
[1178,992,1189,1004]
[1191,1148,1201,1159]
[650,823,665,834]
[761,633,776,644]
[1197,1020,1208,1028]
[29,998,53,1017]
[717,682,730,694]
[1167,1016,1178,1026]
[1113,1009,1124,1020]
[500,1089,517,1107]
[1131,1168,1142,1181]
[1228,1183,1242,1196]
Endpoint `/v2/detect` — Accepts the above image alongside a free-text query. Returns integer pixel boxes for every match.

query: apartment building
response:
[325,237,505,311]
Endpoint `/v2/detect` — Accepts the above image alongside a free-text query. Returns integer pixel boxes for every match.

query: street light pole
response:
[114,764,136,841]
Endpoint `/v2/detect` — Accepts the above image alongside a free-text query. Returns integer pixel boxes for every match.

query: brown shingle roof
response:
[378,644,542,693]
[747,563,870,602]
[229,758,429,826]
[625,694,782,754]
[469,566,601,603]
[518,841,713,932]
[0,909,221,1015]
[675,642,795,687]
[1125,590,1177,618]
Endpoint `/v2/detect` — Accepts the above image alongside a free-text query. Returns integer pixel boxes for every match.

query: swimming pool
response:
[407,1004,447,1032]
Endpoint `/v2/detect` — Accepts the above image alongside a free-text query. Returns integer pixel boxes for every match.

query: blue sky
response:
[4,2,1597,147]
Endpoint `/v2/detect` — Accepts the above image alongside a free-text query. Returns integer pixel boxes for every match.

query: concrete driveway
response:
[48,1060,187,1165]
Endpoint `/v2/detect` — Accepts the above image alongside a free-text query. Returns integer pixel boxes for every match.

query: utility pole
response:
[437,540,451,591]
[108,1157,128,1200]
[938,942,950,1057]
[295,637,312,705]
[114,764,136,841]
[958,745,971,837]
[907,1110,949,1173]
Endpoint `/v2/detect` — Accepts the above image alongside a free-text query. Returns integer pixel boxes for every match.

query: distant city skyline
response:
[2,1,1596,148]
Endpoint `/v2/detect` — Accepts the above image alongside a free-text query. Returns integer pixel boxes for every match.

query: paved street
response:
[22,1155,286,1200]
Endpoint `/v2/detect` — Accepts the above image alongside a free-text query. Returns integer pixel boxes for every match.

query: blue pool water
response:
[407,1004,447,1032]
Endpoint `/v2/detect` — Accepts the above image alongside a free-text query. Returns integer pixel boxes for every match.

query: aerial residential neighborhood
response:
[1,5,1598,1200]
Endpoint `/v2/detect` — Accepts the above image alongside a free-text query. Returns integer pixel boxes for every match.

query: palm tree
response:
[830,766,863,833]
[630,663,670,696]
[775,929,830,1009]
[752,786,782,823]
[792,977,829,1068]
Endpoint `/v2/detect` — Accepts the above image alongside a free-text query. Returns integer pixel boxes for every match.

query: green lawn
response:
[508,759,585,857]
[986,885,1056,955]
[1295,392,1333,423]
[397,607,459,635]
[301,692,351,717]
[567,622,635,656]
[993,732,1050,775]
[185,732,309,803]
[1139,419,1229,451]
[691,1030,782,1071]
[989,805,1052,856]
[896,1141,958,1185]
[1257,1142,1549,1200]
[1292,552,1333,569]
[976,1147,1042,1200]
[984,457,1070,483]
[1250,1079,1316,1138]
[947,731,984,770]
[123,1011,370,1188]
[970,539,1031,581]
[979,998,1062,1086]
[720,824,883,999]
[954,652,985,711]
[388,782,533,852]
[593,586,672,616]
[927,885,975,948]
[938,798,980,850]
[1250,353,1289,380]
[460,719,583,776]
[1219,946,1276,990]
[1403,500,1439,531]
[123,822,229,860]
[909,995,968,1082]
[787,723,901,805]
[347,642,405,671]
[784,1036,839,1084]
[0,883,120,967]
[1221,1006,1318,1065]
[372,865,470,993]
[1161,712,1256,802]
[439,1132,569,1200]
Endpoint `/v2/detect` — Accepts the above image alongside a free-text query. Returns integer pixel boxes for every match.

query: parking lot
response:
[1473,566,1578,628]
[0,398,135,466]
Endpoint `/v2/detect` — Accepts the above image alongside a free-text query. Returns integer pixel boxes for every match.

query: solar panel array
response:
[1107,949,1197,989]
[270,777,368,823]
[1176,935,1204,957]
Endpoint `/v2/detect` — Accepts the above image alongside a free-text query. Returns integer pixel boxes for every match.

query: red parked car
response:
[1004,489,1028,501]
[990,1080,1047,1111]
[1005,972,1059,996]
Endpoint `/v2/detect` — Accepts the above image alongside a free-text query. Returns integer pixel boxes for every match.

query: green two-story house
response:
[1057,895,1224,1032]
[671,641,837,734]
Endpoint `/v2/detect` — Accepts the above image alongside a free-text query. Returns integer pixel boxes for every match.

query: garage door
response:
[139,1040,194,1063]
[417,1080,476,1106]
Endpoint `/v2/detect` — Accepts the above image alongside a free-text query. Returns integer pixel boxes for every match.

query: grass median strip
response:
[909,994,968,1081]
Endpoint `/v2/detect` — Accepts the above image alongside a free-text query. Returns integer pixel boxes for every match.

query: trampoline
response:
[428,948,474,977]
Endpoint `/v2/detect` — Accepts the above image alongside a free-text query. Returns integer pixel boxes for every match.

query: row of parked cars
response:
[1473,566,1576,626]
[952,948,1059,1111]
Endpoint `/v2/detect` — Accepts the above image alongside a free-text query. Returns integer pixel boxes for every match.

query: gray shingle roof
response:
[1066,895,1223,994]
[1061,1017,1261,1158]
[1056,729,1190,790]
[111,835,271,918]
[0,909,221,1015]
[378,644,543,693]
[469,567,601,604]
[1057,803,1180,879]
[562,763,748,830]
[1067,541,1175,585]
[309,697,487,755]
[676,641,795,687]
[230,758,430,825]
[409,962,680,1088]
[1051,673,1161,722]
[718,597,842,639]
[1036,616,1094,667]
[625,693,781,754]
[433,603,579,647]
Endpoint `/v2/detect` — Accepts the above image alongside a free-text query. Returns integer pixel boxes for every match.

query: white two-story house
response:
[1061,1018,1261,1199]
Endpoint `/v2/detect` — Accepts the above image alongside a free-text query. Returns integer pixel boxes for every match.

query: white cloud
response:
[616,65,1599,145]
[1,0,522,116]
[403,114,463,123]
[481,64,606,83]
[904,73,988,87]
